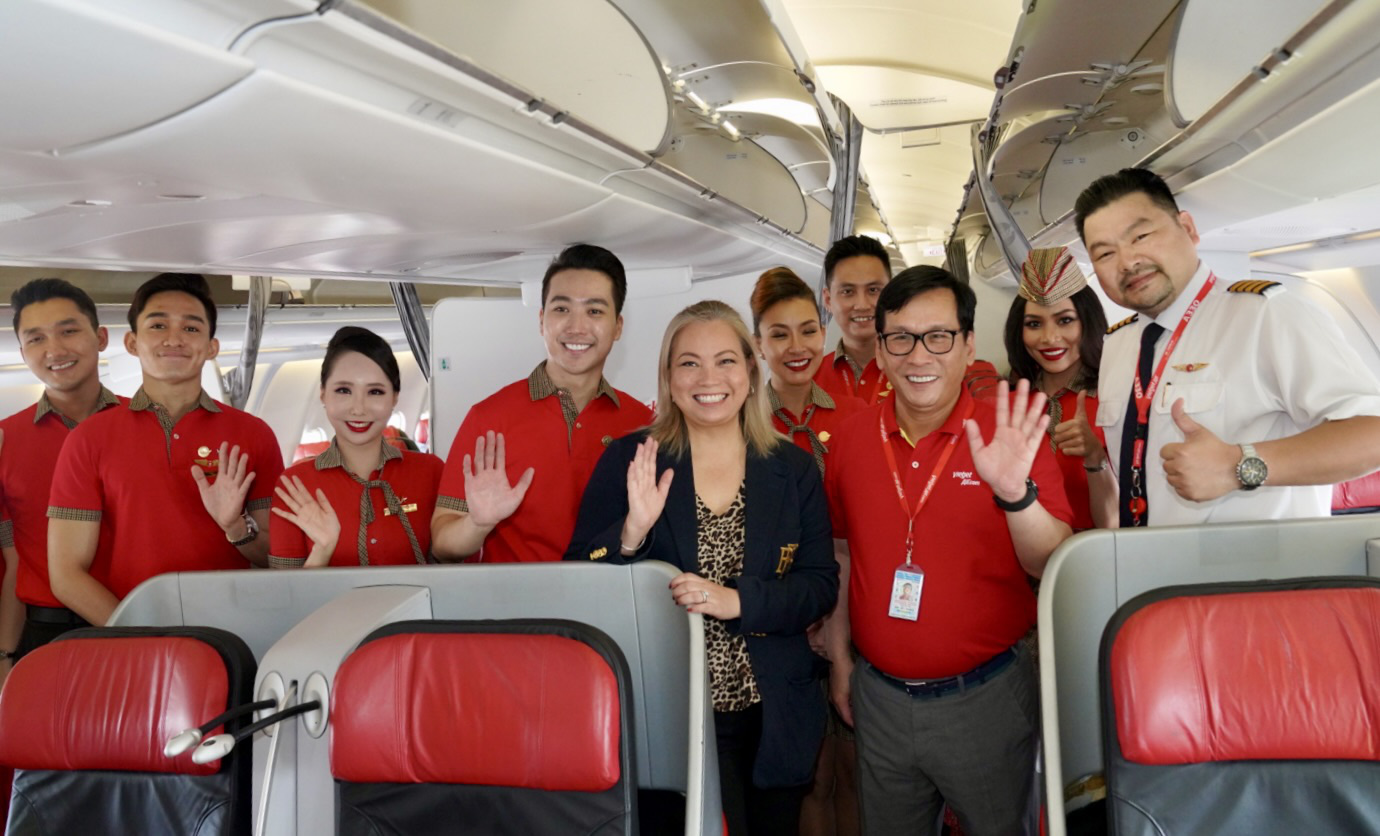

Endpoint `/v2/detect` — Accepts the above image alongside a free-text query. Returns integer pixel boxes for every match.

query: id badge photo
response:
[888,564,924,621]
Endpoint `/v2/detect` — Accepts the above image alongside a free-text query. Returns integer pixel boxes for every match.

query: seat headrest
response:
[331,631,621,791]
[1110,586,1380,764]
[0,636,230,775]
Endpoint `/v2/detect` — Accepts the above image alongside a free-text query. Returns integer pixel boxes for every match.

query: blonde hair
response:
[648,300,782,459]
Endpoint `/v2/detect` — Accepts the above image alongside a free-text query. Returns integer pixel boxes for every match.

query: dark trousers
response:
[17,610,89,658]
[715,703,810,836]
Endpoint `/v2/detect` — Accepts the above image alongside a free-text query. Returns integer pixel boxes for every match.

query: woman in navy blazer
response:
[565,300,837,836]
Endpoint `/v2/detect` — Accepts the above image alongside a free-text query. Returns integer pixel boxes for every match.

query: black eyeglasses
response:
[880,329,961,356]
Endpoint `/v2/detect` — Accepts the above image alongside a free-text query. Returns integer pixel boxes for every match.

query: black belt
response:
[26,605,87,626]
[867,647,1018,699]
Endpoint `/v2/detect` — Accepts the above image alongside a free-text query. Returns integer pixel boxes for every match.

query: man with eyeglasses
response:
[822,266,1073,835]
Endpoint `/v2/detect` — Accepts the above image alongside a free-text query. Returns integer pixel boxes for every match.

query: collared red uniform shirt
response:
[825,390,1072,680]
[1095,263,1380,526]
[48,388,283,598]
[0,388,124,607]
[269,440,443,567]
[437,363,652,563]
[814,339,891,406]
[767,382,866,476]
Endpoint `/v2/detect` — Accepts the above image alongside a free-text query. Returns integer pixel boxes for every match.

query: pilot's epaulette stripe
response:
[1227,279,1284,296]
[1107,314,1139,335]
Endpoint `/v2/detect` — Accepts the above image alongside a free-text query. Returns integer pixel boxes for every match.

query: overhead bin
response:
[1166,0,1330,126]
[0,0,269,152]
[0,0,823,281]
[355,0,672,155]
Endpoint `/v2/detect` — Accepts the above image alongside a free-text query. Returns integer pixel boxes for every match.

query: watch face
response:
[1238,457,1268,487]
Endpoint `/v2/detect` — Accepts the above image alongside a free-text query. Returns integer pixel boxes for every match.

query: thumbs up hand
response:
[1052,390,1105,467]
[1159,398,1238,501]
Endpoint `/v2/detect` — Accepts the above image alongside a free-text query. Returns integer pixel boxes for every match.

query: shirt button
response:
[173,433,180,440]
[576,422,582,429]
[370,538,377,545]
[911,461,920,469]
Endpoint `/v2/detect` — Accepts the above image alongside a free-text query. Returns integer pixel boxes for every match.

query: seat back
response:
[1101,578,1380,835]
[0,626,256,836]
[331,619,636,836]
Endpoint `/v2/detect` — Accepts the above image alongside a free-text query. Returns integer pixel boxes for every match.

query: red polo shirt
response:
[1050,387,1105,531]
[270,441,443,568]
[825,389,1072,679]
[48,389,283,599]
[814,340,891,405]
[438,364,651,563]
[768,383,866,475]
[0,389,124,607]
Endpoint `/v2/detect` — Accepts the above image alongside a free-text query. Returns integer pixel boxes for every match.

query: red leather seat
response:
[1332,470,1380,514]
[330,619,637,835]
[1101,578,1380,835]
[0,627,256,836]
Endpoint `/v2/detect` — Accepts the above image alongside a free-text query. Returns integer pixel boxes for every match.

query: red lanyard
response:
[878,399,975,564]
[1129,273,1216,471]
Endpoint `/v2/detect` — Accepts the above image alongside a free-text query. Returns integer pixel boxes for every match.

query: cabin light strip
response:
[1251,227,1380,258]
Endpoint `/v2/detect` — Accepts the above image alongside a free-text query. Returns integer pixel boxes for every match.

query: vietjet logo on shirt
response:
[952,470,982,487]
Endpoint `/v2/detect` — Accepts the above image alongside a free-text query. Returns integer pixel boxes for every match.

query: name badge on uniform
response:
[888,564,923,621]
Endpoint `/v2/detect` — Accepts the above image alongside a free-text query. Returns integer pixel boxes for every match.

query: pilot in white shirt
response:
[1074,167,1380,527]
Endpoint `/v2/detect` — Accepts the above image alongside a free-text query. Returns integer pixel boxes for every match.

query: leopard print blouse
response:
[696,485,761,713]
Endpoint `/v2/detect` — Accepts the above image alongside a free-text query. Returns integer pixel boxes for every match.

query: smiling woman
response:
[1003,248,1112,530]
[267,326,443,569]
[566,300,838,836]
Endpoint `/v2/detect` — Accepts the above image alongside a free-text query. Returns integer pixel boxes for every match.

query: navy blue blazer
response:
[564,431,838,788]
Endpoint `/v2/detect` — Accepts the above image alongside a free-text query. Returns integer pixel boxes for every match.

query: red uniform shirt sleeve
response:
[246,419,284,511]
[268,467,310,561]
[1031,437,1074,527]
[48,424,102,514]
[824,430,851,541]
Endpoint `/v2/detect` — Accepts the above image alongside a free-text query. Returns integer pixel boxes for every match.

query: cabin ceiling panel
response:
[780,0,1021,265]
[814,67,991,131]
[353,0,672,154]
[0,0,254,151]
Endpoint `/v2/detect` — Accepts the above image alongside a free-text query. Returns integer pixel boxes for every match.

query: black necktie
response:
[1119,323,1165,527]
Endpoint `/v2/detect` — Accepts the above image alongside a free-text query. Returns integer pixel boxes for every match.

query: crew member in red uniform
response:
[752,267,865,475]
[431,244,652,563]
[0,279,125,673]
[814,235,893,406]
[48,273,283,626]
[270,327,442,568]
[824,267,1072,836]
[1004,247,1115,529]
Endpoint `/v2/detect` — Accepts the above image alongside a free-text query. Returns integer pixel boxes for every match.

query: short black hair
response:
[876,266,976,335]
[127,273,218,337]
[1003,286,1108,391]
[321,326,401,392]
[11,277,100,334]
[824,235,892,286]
[541,244,628,315]
[1074,168,1181,242]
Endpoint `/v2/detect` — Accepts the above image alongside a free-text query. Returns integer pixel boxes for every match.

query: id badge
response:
[888,565,924,621]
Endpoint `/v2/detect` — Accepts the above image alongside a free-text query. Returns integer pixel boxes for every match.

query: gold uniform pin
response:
[197,446,212,458]
[1171,363,1210,373]
[818,431,831,444]
[776,543,798,577]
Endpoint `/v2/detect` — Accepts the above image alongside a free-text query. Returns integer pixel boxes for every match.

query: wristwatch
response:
[993,478,1039,512]
[1235,443,1268,491]
[227,512,259,547]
